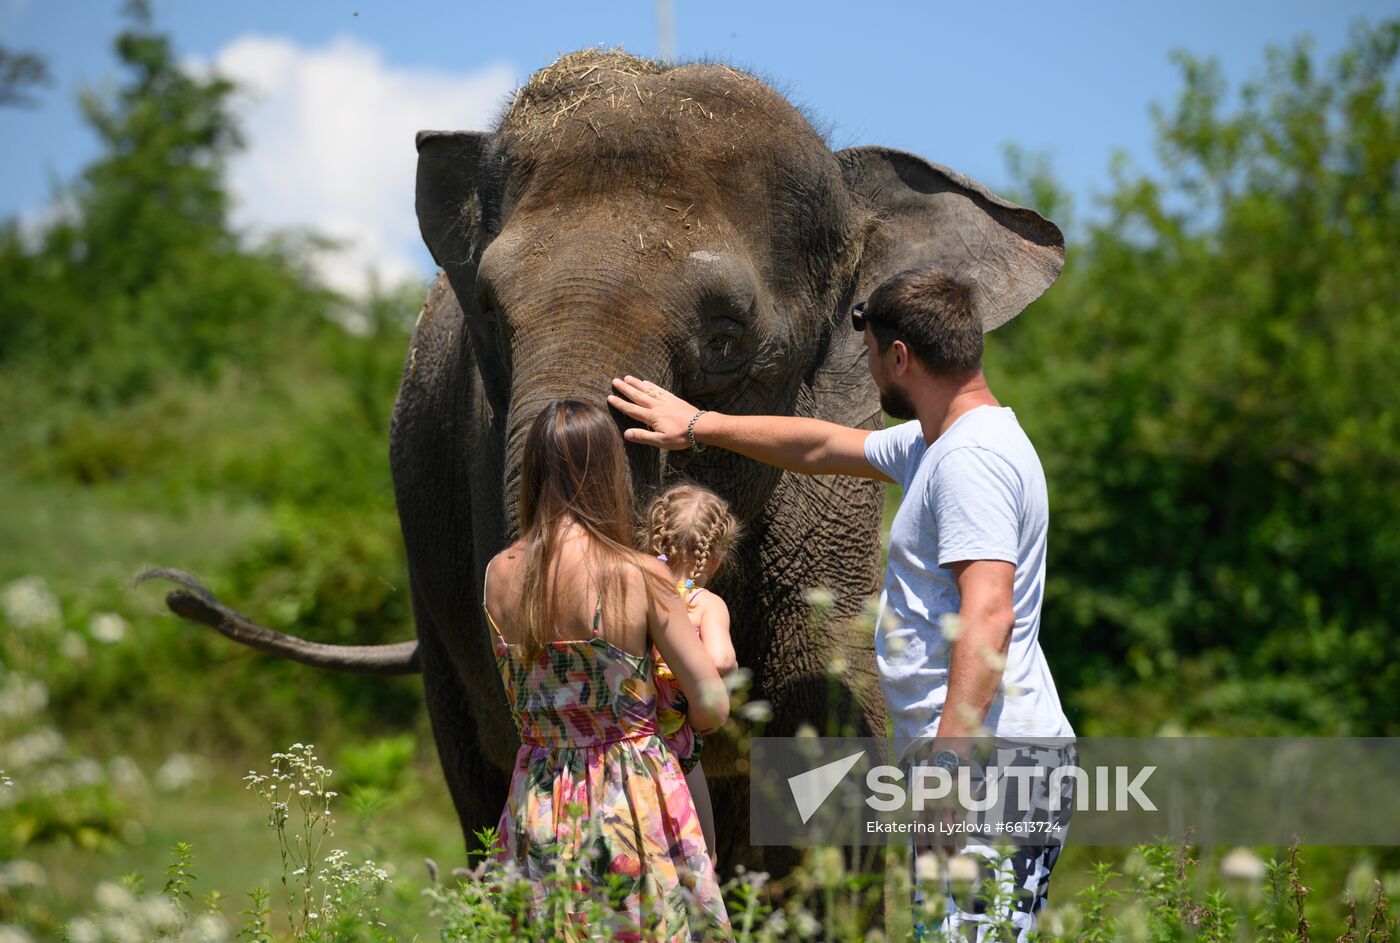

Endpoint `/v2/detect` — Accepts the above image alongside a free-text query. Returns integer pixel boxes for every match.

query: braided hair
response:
[642,483,741,588]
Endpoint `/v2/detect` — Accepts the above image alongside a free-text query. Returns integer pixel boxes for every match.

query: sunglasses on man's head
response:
[850,300,892,333]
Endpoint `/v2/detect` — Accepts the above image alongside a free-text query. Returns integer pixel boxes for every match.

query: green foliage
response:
[0,5,424,756]
[0,1,335,406]
[332,736,419,799]
[993,18,1400,734]
[0,579,135,861]
[0,45,51,108]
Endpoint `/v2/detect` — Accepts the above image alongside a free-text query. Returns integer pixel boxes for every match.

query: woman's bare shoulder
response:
[488,541,526,571]
[484,542,526,599]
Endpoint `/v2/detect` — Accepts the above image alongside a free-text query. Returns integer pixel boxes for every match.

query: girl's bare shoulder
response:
[689,587,729,615]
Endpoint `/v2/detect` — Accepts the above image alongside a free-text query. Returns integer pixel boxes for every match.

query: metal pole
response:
[657,0,676,62]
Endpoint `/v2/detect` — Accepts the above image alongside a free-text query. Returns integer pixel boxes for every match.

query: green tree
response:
[0,45,51,108]
[0,6,422,751]
[994,19,1400,734]
[0,0,332,404]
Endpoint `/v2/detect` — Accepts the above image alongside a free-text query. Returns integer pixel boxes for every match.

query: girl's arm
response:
[693,592,737,676]
[644,559,729,734]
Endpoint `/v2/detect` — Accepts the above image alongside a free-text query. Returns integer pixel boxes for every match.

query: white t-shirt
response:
[864,406,1074,749]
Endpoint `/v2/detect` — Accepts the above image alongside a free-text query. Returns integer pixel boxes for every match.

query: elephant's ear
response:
[416,130,493,308]
[838,146,1064,332]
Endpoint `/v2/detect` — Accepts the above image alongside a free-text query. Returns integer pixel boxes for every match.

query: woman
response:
[482,399,732,941]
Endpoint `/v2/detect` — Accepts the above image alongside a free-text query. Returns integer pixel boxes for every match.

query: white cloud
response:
[208,34,516,296]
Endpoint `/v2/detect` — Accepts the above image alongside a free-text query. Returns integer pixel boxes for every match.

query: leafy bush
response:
[992,19,1400,734]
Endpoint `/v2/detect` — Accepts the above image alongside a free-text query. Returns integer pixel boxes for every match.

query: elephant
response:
[141,48,1063,874]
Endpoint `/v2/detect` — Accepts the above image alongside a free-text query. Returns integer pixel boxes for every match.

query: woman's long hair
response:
[516,399,668,654]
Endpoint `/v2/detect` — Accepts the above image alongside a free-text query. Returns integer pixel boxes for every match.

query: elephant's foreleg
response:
[417,608,509,859]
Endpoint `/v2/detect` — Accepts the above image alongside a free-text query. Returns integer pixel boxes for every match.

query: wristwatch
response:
[932,749,961,775]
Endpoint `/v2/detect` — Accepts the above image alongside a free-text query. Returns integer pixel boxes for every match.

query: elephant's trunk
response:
[498,291,669,532]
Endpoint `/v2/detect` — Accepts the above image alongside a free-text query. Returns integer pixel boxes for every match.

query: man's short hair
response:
[865,269,981,375]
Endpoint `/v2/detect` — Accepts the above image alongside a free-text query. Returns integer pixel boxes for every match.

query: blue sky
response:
[1,0,1391,292]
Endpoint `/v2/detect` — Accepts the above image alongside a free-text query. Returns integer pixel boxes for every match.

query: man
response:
[608,267,1074,940]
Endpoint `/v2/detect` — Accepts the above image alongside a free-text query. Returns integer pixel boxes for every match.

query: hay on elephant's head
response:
[500,48,670,141]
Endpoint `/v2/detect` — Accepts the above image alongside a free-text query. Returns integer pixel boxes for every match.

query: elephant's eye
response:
[697,286,753,366]
[700,316,747,372]
[705,328,739,361]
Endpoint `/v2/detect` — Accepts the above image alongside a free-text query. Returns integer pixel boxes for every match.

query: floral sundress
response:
[483,562,730,942]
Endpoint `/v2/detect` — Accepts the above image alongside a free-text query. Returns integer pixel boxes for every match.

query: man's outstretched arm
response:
[608,375,892,482]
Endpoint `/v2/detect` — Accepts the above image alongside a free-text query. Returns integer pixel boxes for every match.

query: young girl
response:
[643,483,741,866]
[481,400,731,940]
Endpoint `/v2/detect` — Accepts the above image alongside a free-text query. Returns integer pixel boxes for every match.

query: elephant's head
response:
[416,50,1063,527]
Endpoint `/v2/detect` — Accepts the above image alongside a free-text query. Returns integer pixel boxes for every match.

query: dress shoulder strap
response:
[481,557,507,648]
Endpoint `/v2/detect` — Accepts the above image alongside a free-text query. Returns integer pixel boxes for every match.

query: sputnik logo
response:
[787,751,865,824]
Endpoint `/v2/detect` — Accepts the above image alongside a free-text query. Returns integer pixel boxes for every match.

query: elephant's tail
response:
[134,568,421,676]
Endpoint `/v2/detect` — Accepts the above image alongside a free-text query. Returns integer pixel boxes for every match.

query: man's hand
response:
[902,738,973,858]
[608,376,702,451]
[608,374,889,480]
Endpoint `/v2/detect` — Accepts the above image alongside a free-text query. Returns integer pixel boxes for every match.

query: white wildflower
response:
[60,631,90,661]
[914,852,943,884]
[5,726,65,767]
[185,913,230,943]
[154,753,210,792]
[1,576,61,630]
[0,675,48,720]
[794,910,821,937]
[69,756,106,788]
[0,924,36,943]
[65,918,101,943]
[948,854,981,885]
[95,879,136,911]
[0,860,46,888]
[723,666,753,693]
[938,613,963,641]
[826,654,848,678]
[98,914,142,943]
[108,756,146,791]
[795,722,818,739]
[803,587,836,611]
[88,612,129,643]
[1043,903,1082,938]
[738,700,773,724]
[140,894,183,930]
[811,846,844,885]
[1220,847,1266,881]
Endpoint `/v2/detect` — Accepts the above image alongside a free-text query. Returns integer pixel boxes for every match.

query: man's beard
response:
[878,381,917,420]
